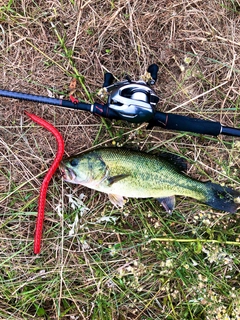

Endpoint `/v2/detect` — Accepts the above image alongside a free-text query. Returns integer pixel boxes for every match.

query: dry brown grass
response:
[1,0,240,319]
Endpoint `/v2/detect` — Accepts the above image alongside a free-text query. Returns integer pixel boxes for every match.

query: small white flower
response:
[69,213,79,236]
[96,216,119,224]
[81,240,90,250]
[55,204,63,218]
[165,259,173,268]
[66,194,89,216]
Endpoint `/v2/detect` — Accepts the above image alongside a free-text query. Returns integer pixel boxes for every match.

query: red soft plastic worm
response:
[25,111,64,254]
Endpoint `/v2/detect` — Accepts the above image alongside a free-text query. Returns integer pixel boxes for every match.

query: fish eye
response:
[70,159,79,167]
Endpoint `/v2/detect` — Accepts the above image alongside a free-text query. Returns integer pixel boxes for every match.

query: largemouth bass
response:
[59,148,240,213]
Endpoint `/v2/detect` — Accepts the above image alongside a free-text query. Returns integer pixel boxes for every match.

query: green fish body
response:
[60,148,239,213]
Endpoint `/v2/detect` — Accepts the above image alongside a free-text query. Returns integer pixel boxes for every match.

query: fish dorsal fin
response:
[156,152,187,172]
[157,196,176,214]
[108,194,125,208]
[107,174,129,186]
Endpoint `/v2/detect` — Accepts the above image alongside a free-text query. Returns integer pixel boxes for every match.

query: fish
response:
[59,147,240,213]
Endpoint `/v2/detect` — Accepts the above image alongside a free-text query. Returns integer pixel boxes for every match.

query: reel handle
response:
[147,64,159,84]
[103,72,114,87]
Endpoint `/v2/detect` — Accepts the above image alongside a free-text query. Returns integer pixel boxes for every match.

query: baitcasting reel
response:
[99,64,159,123]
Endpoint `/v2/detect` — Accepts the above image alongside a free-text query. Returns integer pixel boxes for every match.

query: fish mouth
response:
[59,164,76,182]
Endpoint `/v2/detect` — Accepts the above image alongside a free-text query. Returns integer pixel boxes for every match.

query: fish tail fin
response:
[205,182,240,213]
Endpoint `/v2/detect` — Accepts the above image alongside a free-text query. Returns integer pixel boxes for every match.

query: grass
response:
[1,0,240,319]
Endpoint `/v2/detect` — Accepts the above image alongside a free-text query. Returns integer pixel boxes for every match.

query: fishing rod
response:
[1,64,240,137]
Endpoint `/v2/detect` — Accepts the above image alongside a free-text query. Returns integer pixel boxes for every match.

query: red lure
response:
[25,111,64,254]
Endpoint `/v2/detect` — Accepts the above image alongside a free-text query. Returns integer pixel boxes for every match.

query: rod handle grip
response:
[149,111,222,136]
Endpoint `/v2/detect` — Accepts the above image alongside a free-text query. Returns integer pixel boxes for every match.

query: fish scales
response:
[92,148,206,200]
[60,147,240,213]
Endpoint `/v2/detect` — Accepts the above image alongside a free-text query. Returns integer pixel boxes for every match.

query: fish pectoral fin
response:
[108,194,125,208]
[107,174,129,186]
[157,196,176,214]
